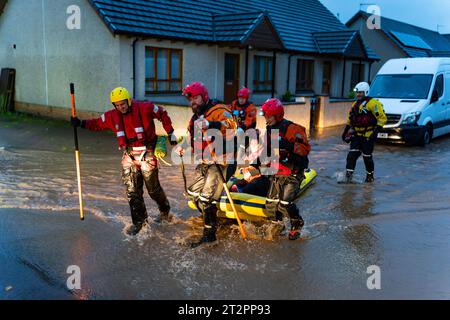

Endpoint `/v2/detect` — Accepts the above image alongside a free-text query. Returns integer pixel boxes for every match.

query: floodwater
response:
[0,116,449,300]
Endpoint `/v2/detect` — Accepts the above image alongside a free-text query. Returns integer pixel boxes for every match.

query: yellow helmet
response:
[110,87,132,106]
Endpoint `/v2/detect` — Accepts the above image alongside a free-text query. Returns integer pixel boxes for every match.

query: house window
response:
[253,55,273,92]
[350,63,365,90]
[296,59,315,92]
[145,47,182,94]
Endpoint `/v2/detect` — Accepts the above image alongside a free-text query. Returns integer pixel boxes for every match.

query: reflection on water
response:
[338,187,379,258]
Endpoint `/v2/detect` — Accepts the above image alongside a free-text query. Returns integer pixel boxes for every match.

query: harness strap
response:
[351,98,377,135]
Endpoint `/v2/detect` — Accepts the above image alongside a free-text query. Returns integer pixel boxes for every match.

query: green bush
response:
[0,94,6,113]
[347,90,356,99]
[281,90,294,102]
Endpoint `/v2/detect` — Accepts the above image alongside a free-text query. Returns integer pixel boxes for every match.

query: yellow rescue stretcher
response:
[188,168,317,222]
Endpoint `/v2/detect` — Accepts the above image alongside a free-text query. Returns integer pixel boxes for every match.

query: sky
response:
[319,0,450,34]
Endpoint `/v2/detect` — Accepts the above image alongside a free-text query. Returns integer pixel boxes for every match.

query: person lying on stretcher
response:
[228,166,271,197]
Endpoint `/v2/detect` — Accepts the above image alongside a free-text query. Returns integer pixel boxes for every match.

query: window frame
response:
[433,74,444,99]
[253,55,274,93]
[296,59,315,92]
[350,63,366,91]
[145,47,183,95]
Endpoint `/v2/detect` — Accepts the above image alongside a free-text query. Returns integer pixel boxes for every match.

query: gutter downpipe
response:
[271,50,277,98]
[245,45,249,87]
[368,61,374,84]
[341,57,347,98]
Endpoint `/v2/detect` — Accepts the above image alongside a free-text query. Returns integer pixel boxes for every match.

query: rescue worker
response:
[230,87,257,177]
[70,87,177,236]
[174,82,237,248]
[260,98,311,240]
[342,82,387,183]
[230,87,257,131]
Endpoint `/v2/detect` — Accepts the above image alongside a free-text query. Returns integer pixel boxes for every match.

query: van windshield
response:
[370,74,434,99]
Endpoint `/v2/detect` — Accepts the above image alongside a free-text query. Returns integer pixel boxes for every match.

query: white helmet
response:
[354,82,370,96]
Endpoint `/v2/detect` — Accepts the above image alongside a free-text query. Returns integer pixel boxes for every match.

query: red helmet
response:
[260,98,284,122]
[237,87,250,99]
[183,82,209,102]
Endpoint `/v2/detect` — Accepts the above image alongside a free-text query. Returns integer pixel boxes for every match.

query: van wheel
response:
[419,124,433,146]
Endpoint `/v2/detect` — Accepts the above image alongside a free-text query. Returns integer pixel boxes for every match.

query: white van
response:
[370,58,450,145]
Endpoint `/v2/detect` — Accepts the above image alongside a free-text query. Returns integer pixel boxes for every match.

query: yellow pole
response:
[205,139,247,240]
[70,83,85,221]
[222,180,247,240]
[74,150,84,221]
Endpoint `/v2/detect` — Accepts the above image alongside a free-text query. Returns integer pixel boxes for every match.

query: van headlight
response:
[402,112,421,125]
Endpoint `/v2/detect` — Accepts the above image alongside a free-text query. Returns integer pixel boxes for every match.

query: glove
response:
[70,117,82,128]
[194,117,209,130]
[279,149,290,162]
[168,133,178,146]
[371,126,383,140]
[342,125,352,143]
[278,138,294,152]
[344,131,355,144]
[173,145,185,157]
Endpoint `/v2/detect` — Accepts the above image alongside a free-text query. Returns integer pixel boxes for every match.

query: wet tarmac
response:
[0,116,449,299]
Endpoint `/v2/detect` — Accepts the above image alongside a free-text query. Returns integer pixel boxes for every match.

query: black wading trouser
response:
[266,174,305,229]
[346,136,375,174]
[121,152,170,226]
[187,163,228,232]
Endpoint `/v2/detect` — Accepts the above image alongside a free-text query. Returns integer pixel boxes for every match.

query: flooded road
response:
[0,115,449,299]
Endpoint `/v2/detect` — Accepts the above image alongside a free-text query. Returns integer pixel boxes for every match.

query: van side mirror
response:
[430,90,439,104]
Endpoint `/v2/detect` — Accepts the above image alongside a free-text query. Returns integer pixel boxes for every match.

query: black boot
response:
[154,192,171,213]
[190,226,218,248]
[154,210,172,223]
[126,220,147,236]
[365,172,374,183]
[345,170,354,183]
[288,219,304,241]
[151,191,172,223]
[275,211,283,222]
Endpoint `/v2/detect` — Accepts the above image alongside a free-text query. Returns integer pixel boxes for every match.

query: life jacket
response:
[188,101,236,162]
[84,100,171,153]
[188,113,207,157]
[231,100,257,130]
[269,119,311,175]
[279,120,311,157]
[112,105,147,150]
[349,97,377,129]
